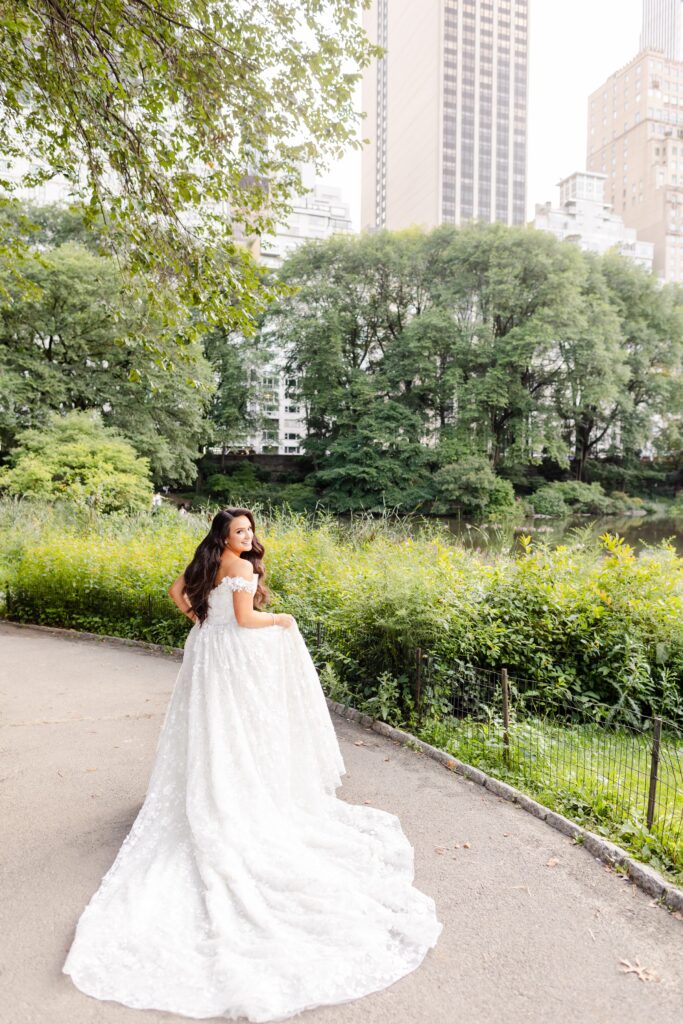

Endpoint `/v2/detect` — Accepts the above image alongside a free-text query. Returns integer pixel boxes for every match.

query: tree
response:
[0,1,377,341]
[599,253,683,455]
[311,375,431,512]
[272,224,599,471]
[0,411,153,511]
[553,255,628,480]
[428,223,593,468]
[202,325,269,460]
[0,200,107,252]
[0,241,212,483]
[272,230,440,465]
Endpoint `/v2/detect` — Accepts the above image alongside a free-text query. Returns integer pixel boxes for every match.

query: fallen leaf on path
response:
[588,929,596,943]
[510,885,532,895]
[672,910,683,921]
[383,757,390,761]
[453,843,460,848]
[434,847,445,855]
[547,857,560,867]
[503,832,511,837]
[618,959,660,983]
[85,768,97,773]
[463,841,471,849]
[353,741,365,746]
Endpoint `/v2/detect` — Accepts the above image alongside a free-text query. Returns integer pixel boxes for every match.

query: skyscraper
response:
[587,49,683,282]
[361,0,528,232]
[641,0,683,61]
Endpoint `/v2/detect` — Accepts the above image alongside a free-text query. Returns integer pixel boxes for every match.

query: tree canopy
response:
[0,237,212,483]
[0,1,376,340]
[265,224,683,511]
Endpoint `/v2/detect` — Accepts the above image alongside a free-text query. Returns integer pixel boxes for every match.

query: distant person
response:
[151,492,162,511]
[62,506,442,1019]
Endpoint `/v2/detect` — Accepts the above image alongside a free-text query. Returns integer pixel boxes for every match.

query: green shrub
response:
[205,467,317,511]
[527,480,646,518]
[527,486,569,518]
[553,481,612,514]
[433,456,517,519]
[485,476,518,519]
[0,411,153,512]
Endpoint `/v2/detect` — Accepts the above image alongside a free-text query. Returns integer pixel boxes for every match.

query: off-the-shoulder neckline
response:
[214,572,259,590]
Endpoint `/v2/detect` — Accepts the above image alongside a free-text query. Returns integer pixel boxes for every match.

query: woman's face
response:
[226,515,254,555]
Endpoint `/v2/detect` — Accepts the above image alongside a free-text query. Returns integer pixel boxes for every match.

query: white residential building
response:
[534,171,655,271]
[239,183,353,456]
[257,184,352,271]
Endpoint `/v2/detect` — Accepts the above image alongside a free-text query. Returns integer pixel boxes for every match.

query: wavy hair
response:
[183,507,269,624]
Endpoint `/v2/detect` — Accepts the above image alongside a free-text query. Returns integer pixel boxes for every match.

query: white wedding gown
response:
[63,575,442,1021]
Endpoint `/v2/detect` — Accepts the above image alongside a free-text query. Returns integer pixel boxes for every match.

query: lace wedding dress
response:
[63,575,442,1021]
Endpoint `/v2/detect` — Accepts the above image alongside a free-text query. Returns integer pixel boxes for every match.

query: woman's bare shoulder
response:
[217,555,254,582]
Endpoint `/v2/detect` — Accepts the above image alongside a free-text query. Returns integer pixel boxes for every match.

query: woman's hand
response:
[274,613,295,629]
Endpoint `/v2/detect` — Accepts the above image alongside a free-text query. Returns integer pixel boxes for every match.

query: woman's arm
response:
[167,573,198,623]
[228,566,294,628]
[233,588,294,628]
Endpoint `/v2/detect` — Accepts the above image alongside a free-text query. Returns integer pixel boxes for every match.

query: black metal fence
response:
[302,618,683,877]
[4,582,191,648]
[425,659,682,861]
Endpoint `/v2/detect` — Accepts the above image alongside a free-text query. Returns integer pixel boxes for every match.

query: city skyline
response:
[322,0,644,229]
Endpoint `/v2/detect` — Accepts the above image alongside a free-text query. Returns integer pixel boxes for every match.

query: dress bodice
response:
[205,574,258,626]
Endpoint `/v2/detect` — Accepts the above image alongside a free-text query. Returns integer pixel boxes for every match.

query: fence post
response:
[316,621,322,650]
[501,667,510,766]
[646,716,662,831]
[415,647,422,722]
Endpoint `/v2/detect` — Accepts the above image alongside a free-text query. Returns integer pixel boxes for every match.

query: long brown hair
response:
[183,507,269,623]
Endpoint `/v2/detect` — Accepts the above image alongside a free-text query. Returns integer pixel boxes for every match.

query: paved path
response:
[1,621,682,1024]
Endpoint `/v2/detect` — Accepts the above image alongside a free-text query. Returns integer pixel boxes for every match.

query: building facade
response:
[534,171,654,271]
[256,184,353,271]
[361,0,529,231]
[587,49,683,282]
[641,0,683,61]
[238,184,353,456]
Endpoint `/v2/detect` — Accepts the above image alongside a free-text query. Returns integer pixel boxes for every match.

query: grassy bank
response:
[1,498,682,884]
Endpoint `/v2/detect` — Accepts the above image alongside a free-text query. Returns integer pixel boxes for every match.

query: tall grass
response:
[2,498,683,719]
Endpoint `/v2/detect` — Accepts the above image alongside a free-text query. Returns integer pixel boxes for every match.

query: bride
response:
[63,506,442,1021]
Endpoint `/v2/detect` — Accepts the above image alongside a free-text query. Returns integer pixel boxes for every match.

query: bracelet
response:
[270,613,276,626]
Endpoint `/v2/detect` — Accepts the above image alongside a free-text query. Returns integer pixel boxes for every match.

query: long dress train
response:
[62,574,443,1021]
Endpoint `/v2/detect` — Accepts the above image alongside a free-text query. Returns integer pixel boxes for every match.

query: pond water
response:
[443,514,683,556]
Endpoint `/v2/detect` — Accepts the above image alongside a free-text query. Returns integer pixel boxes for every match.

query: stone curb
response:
[3,619,681,915]
[0,619,184,660]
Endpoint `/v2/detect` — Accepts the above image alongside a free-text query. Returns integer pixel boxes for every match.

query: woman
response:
[63,507,442,1021]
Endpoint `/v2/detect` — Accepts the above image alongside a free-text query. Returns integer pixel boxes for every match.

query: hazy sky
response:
[319,0,644,228]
